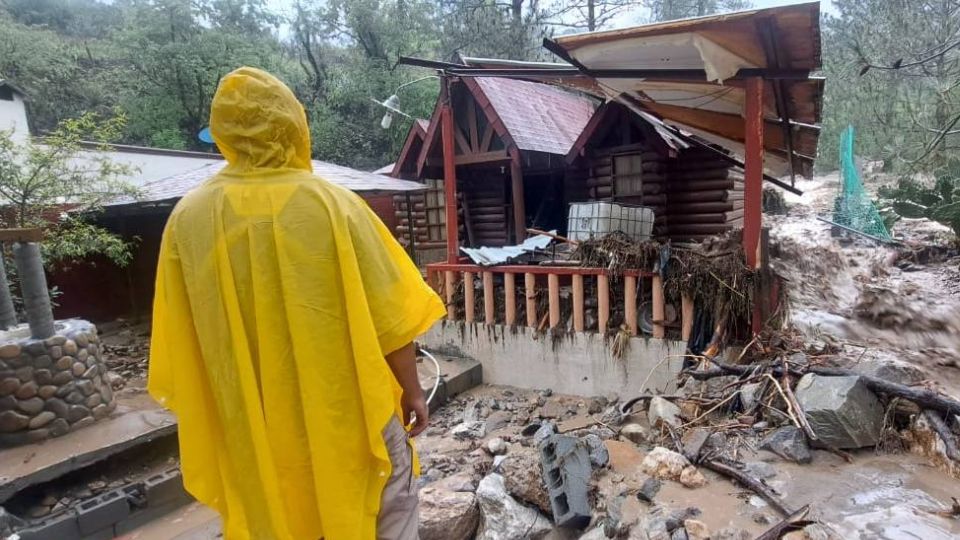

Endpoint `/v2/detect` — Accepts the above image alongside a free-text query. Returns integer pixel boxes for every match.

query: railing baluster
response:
[464,271,475,323]
[445,270,457,320]
[652,274,665,339]
[625,275,638,335]
[597,274,609,333]
[548,274,560,329]
[504,272,516,326]
[681,293,694,342]
[483,271,495,325]
[572,274,584,332]
[525,273,537,328]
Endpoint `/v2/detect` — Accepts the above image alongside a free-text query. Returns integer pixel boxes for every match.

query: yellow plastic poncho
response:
[148,67,445,540]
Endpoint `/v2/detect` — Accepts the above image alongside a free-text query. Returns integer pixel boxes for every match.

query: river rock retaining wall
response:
[0,319,115,446]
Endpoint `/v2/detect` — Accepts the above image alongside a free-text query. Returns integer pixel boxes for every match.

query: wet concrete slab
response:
[0,392,175,504]
[417,352,482,411]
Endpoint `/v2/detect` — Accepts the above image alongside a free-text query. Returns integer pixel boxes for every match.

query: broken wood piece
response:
[572,274,585,332]
[548,274,560,328]
[681,293,694,341]
[504,272,516,326]
[701,458,793,517]
[464,271,475,323]
[754,504,812,540]
[525,273,537,328]
[482,271,495,325]
[526,227,579,245]
[625,275,638,335]
[597,274,610,333]
[652,274,665,339]
[445,271,457,320]
[923,409,960,462]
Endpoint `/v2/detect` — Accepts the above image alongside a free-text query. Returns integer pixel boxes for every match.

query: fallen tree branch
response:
[754,505,812,540]
[923,409,960,462]
[701,458,793,516]
[687,361,960,417]
[782,358,819,442]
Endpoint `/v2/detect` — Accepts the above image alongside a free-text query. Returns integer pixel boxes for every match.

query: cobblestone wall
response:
[0,319,115,446]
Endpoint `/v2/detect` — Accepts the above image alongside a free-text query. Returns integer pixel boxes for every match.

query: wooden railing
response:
[426,263,695,340]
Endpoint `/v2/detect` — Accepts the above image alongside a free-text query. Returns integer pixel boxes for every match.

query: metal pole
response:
[13,242,55,339]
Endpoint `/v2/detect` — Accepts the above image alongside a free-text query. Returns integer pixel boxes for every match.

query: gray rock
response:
[44,336,66,347]
[17,397,44,415]
[45,397,69,418]
[52,370,73,385]
[66,405,91,422]
[476,473,552,540]
[744,462,777,480]
[77,380,96,396]
[37,385,57,399]
[578,528,608,540]
[680,428,711,462]
[34,369,53,385]
[648,397,682,429]
[85,394,102,409]
[92,404,109,419]
[540,400,566,419]
[0,377,19,396]
[65,390,85,404]
[26,428,49,442]
[33,355,52,369]
[54,355,72,371]
[739,383,761,412]
[48,418,69,437]
[485,411,513,432]
[620,423,649,445]
[452,421,487,440]
[28,411,56,429]
[0,344,20,359]
[671,529,689,540]
[853,359,925,385]
[71,362,86,377]
[15,366,34,382]
[72,417,95,430]
[588,397,608,415]
[582,434,609,468]
[0,410,30,432]
[15,381,37,399]
[63,340,79,356]
[82,365,99,379]
[0,395,14,410]
[500,446,551,514]
[760,426,812,464]
[486,438,508,456]
[419,484,479,540]
[24,342,45,356]
[55,381,76,398]
[533,421,558,446]
[463,400,484,423]
[795,374,883,449]
[715,527,751,540]
[637,477,662,503]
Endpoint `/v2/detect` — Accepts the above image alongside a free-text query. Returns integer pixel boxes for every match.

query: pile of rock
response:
[0,320,115,446]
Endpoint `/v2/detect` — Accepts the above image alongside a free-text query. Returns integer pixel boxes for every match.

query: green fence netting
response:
[833,125,891,240]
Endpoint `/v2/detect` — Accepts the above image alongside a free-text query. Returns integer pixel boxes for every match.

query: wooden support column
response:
[505,272,516,326]
[483,271,495,325]
[572,274,585,332]
[743,76,765,270]
[548,274,560,329]
[441,97,460,264]
[525,273,537,327]
[652,274,665,339]
[625,275,638,336]
[681,293,695,342]
[464,271,475,323]
[597,274,610,333]
[509,150,526,243]
[444,270,457,320]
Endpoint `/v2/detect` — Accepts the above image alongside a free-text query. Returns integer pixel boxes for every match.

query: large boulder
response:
[500,446,552,514]
[648,397,682,429]
[795,374,884,449]
[476,473,552,540]
[419,485,479,540]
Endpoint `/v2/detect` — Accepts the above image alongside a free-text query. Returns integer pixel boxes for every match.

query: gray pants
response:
[377,418,419,540]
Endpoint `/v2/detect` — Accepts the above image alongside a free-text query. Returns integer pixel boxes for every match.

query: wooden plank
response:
[505,272,516,326]
[445,271,457,321]
[427,263,657,278]
[744,77,764,271]
[548,274,560,329]
[652,274,665,339]
[480,122,495,153]
[510,154,526,244]
[454,125,472,156]
[0,229,43,243]
[483,271,495,325]
[464,271,475,323]
[441,103,459,264]
[681,293,694,342]
[572,274,585,332]
[467,102,480,152]
[597,274,610,334]
[625,275,638,336]
[525,273,537,327]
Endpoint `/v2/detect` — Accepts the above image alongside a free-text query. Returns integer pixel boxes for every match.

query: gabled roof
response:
[469,77,596,155]
[391,118,430,178]
[107,159,426,209]
[0,79,28,98]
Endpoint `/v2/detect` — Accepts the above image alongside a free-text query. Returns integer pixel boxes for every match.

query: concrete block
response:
[144,468,192,509]
[539,435,591,529]
[418,354,482,412]
[15,511,81,540]
[77,489,130,536]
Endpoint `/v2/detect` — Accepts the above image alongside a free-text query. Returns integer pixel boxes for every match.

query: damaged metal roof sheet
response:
[461,232,555,266]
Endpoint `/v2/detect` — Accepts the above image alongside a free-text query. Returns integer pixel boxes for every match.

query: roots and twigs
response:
[922,497,960,519]
[923,409,960,462]
[755,505,814,540]
[699,458,794,516]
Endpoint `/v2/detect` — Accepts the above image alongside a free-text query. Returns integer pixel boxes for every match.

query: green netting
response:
[833,125,891,239]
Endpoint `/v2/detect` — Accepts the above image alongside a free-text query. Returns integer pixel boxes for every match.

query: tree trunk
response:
[13,243,55,339]
[0,254,18,330]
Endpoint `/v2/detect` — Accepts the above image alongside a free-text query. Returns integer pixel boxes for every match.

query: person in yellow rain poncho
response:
[148,66,446,540]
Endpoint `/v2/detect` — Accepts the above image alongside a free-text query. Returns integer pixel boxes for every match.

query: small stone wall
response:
[0,319,115,446]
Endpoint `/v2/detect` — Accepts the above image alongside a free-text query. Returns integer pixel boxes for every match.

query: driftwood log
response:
[701,459,794,516]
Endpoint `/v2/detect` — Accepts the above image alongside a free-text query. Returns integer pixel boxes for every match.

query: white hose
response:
[419,347,442,405]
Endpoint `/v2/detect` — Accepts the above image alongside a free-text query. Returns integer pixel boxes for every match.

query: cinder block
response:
[144,468,192,508]
[538,435,592,529]
[77,489,130,536]
[15,511,81,540]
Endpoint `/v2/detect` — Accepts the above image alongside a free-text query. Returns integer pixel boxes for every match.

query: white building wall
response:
[0,92,31,143]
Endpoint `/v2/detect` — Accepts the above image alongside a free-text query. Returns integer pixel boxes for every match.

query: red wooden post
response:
[441,88,459,264]
[743,76,764,270]
[509,149,526,243]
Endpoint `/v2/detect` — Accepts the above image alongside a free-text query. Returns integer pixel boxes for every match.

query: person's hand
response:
[402,391,429,437]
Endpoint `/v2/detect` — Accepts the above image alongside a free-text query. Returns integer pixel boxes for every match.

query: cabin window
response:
[0,87,14,101]
[613,153,643,198]
[423,178,446,242]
